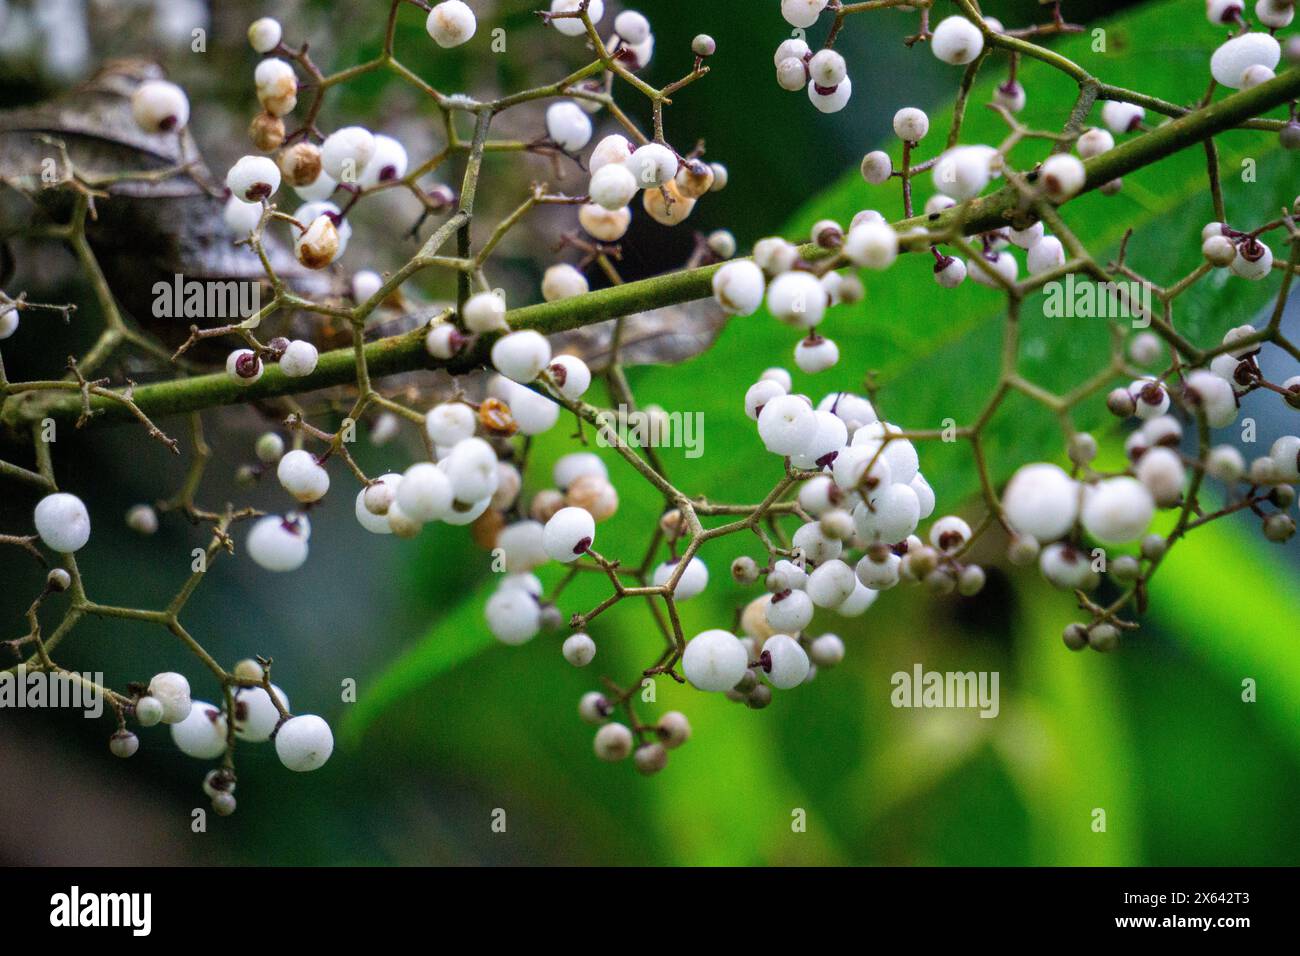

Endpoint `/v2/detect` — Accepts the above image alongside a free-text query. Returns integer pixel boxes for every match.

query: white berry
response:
[682,629,748,691]
[757,394,817,456]
[1039,154,1086,202]
[808,76,852,113]
[542,263,589,301]
[1210,33,1280,89]
[485,585,542,645]
[1185,369,1239,428]
[652,556,709,599]
[931,16,984,65]
[860,150,892,184]
[1027,235,1066,275]
[1230,240,1273,280]
[356,479,397,535]
[134,695,165,727]
[425,402,476,447]
[930,514,973,552]
[712,260,766,316]
[777,56,809,91]
[933,146,993,200]
[226,155,280,202]
[546,100,592,152]
[223,196,262,235]
[856,551,901,589]
[279,339,318,377]
[254,58,298,116]
[588,162,638,210]
[247,17,282,53]
[275,714,334,771]
[614,10,650,43]
[34,492,90,553]
[358,134,409,187]
[843,220,898,269]
[795,335,840,373]
[550,0,604,37]
[1136,446,1185,507]
[554,452,607,490]
[543,506,595,562]
[836,580,879,616]
[762,634,810,689]
[246,515,310,571]
[131,79,189,133]
[171,701,228,759]
[806,559,857,609]
[935,255,967,287]
[320,126,376,183]
[1101,100,1145,134]
[782,0,828,28]
[808,49,847,87]
[767,271,828,327]
[1081,477,1156,544]
[893,107,930,142]
[589,134,635,174]
[277,449,329,503]
[1270,435,1300,481]
[854,483,920,544]
[426,1,477,48]
[1256,0,1294,29]
[491,330,551,384]
[147,672,192,724]
[234,684,289,743]
[563,632,597,667]
[545,353,592,401]
[1002,463,1078,543]
[1076,127,1115,159]
[498,522,548,574]
[624,142,677,188]
[594,722,633,761]
[395,462,451,523]
[462,291,508,333]
[766,588,814,632]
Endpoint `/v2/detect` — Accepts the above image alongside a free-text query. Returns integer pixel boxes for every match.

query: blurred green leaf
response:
[996,577,1142,865]
[340,585,493,746]
[1146,513,1300,752]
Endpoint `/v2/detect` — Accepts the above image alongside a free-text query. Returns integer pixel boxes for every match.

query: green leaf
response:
[995,577,1143,865]
[1145,513,1300,752]
[339,584,495,747]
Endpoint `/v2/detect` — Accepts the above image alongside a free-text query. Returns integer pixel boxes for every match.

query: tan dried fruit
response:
[529,489,566,524]
[294,215,339,270]
[479,397,519,437]
[278,142,323,186]
[566,474,618,522]
[471,508,506,550]
[249,112,285,152]
[643,180,695,227]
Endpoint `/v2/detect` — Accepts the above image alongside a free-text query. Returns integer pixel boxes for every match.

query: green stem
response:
[5,67,1297,433]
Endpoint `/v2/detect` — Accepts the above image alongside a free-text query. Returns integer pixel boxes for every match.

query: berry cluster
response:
[2,0,1299,800]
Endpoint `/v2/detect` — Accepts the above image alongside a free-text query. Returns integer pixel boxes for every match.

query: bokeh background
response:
[1,0,1298,865]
